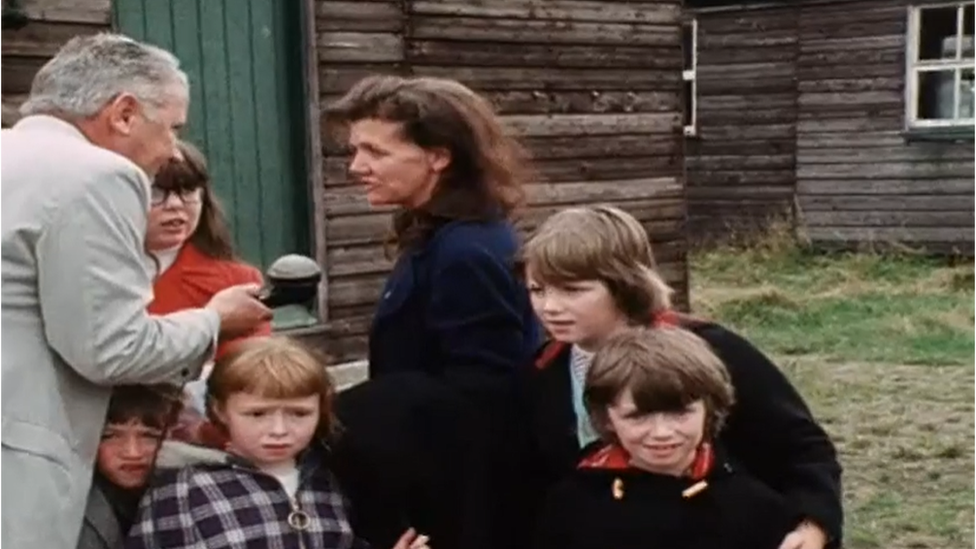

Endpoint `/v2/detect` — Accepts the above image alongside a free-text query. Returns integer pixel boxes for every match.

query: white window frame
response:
[905,2,975,129]
[683,18,698,137]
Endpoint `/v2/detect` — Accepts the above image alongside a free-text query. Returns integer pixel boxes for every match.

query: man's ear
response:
[105,93,140,136]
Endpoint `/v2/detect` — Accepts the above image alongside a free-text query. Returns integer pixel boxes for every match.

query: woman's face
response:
[347,118,450,209]
[146,186,204,251]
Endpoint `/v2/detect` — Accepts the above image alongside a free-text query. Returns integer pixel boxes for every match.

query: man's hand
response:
[391,528,431,549]
[206,284,272,337]
[778,521,828,549]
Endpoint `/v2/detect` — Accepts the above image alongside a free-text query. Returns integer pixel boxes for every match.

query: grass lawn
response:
[690,236,974,549]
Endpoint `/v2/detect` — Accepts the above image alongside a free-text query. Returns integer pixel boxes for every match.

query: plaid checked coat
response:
[124,443,369,549]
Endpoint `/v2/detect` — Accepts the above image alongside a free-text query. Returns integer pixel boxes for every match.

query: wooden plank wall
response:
[316,0,689,361]
[794,0,975,254]
[1,0,111,126]
[316,0,407,360]
[685,5,798,244]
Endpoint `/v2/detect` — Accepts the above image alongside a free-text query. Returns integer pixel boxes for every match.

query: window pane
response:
[918,6,959,60]
[682,80,694,127]
[681,22,695,71]
[917,69,957,119]
[959,68,975,119]
[964,5,974,58]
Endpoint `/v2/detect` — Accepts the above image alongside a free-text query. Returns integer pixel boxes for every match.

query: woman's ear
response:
[426,147,452,174]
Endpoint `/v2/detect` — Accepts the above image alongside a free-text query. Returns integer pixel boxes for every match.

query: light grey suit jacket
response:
[1,115,221,549]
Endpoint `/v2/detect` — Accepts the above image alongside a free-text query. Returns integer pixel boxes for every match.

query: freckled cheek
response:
[557,295,590,320]
[529,295,546,315]
[618,426,649,448]
[227,418,266,441]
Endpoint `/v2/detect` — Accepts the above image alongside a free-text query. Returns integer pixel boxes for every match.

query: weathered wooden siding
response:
[317,0,688,361]
[685,5,798,243]
[794,0,975,254]
[315,0,405,360]
[1,0,111,126]
[690,0,974,254]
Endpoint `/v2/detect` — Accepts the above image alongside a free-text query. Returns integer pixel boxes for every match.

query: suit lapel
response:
[84,484,122,549]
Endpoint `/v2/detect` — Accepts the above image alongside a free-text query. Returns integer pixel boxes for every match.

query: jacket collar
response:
[167,437,333,482]
[578,442,717,481]
[83,482,122,549]
[13,114,90,142]
[227,441,333,488]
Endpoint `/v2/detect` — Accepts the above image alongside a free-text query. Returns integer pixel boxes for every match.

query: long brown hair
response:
[154,140,237,260]
[326,75,533,252]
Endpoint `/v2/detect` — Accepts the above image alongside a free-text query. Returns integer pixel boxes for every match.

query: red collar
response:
[578,442,715,481]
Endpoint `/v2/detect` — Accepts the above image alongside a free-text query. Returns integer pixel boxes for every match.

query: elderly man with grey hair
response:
[1,33,272,549]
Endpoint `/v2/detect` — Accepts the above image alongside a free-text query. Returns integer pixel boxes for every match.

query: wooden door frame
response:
[109,0,329,324]
[300,0,328,322]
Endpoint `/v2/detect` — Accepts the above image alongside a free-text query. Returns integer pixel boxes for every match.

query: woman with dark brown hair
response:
[325,75,541,549]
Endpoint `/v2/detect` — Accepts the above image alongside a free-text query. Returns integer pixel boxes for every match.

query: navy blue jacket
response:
[333,218,540,549]
[368,218,540,397]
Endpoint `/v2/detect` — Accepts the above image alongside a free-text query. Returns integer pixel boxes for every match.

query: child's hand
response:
[777,521,827,549]
[392,527,431,549]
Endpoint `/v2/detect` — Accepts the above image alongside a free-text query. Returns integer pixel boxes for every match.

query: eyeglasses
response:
[151,186,201,206]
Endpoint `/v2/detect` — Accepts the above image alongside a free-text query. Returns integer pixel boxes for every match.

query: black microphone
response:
[257,254,322,309]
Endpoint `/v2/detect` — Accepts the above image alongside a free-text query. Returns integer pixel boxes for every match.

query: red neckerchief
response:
[535,309,683,370]
[578,442,715,481]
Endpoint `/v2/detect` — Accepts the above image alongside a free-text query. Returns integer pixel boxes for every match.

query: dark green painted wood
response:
[113,0,310,269]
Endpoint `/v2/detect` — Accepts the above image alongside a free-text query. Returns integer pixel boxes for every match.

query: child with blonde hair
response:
[535,327,802,549]
[125,336,429,549]
[522,205,842,549]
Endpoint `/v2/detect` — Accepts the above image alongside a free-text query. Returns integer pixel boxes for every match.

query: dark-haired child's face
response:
[526,273,629,351]
[606,391,706,476]
[146,185,203,251]
[97,419,165,489]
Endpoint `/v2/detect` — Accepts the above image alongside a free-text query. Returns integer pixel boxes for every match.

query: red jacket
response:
[147,243,272,360]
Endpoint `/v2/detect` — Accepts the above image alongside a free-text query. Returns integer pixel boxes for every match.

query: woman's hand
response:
[392,528,431,549]
[778,521,828,549]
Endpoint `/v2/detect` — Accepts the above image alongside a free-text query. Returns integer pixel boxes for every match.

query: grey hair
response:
[20,33,188,119]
